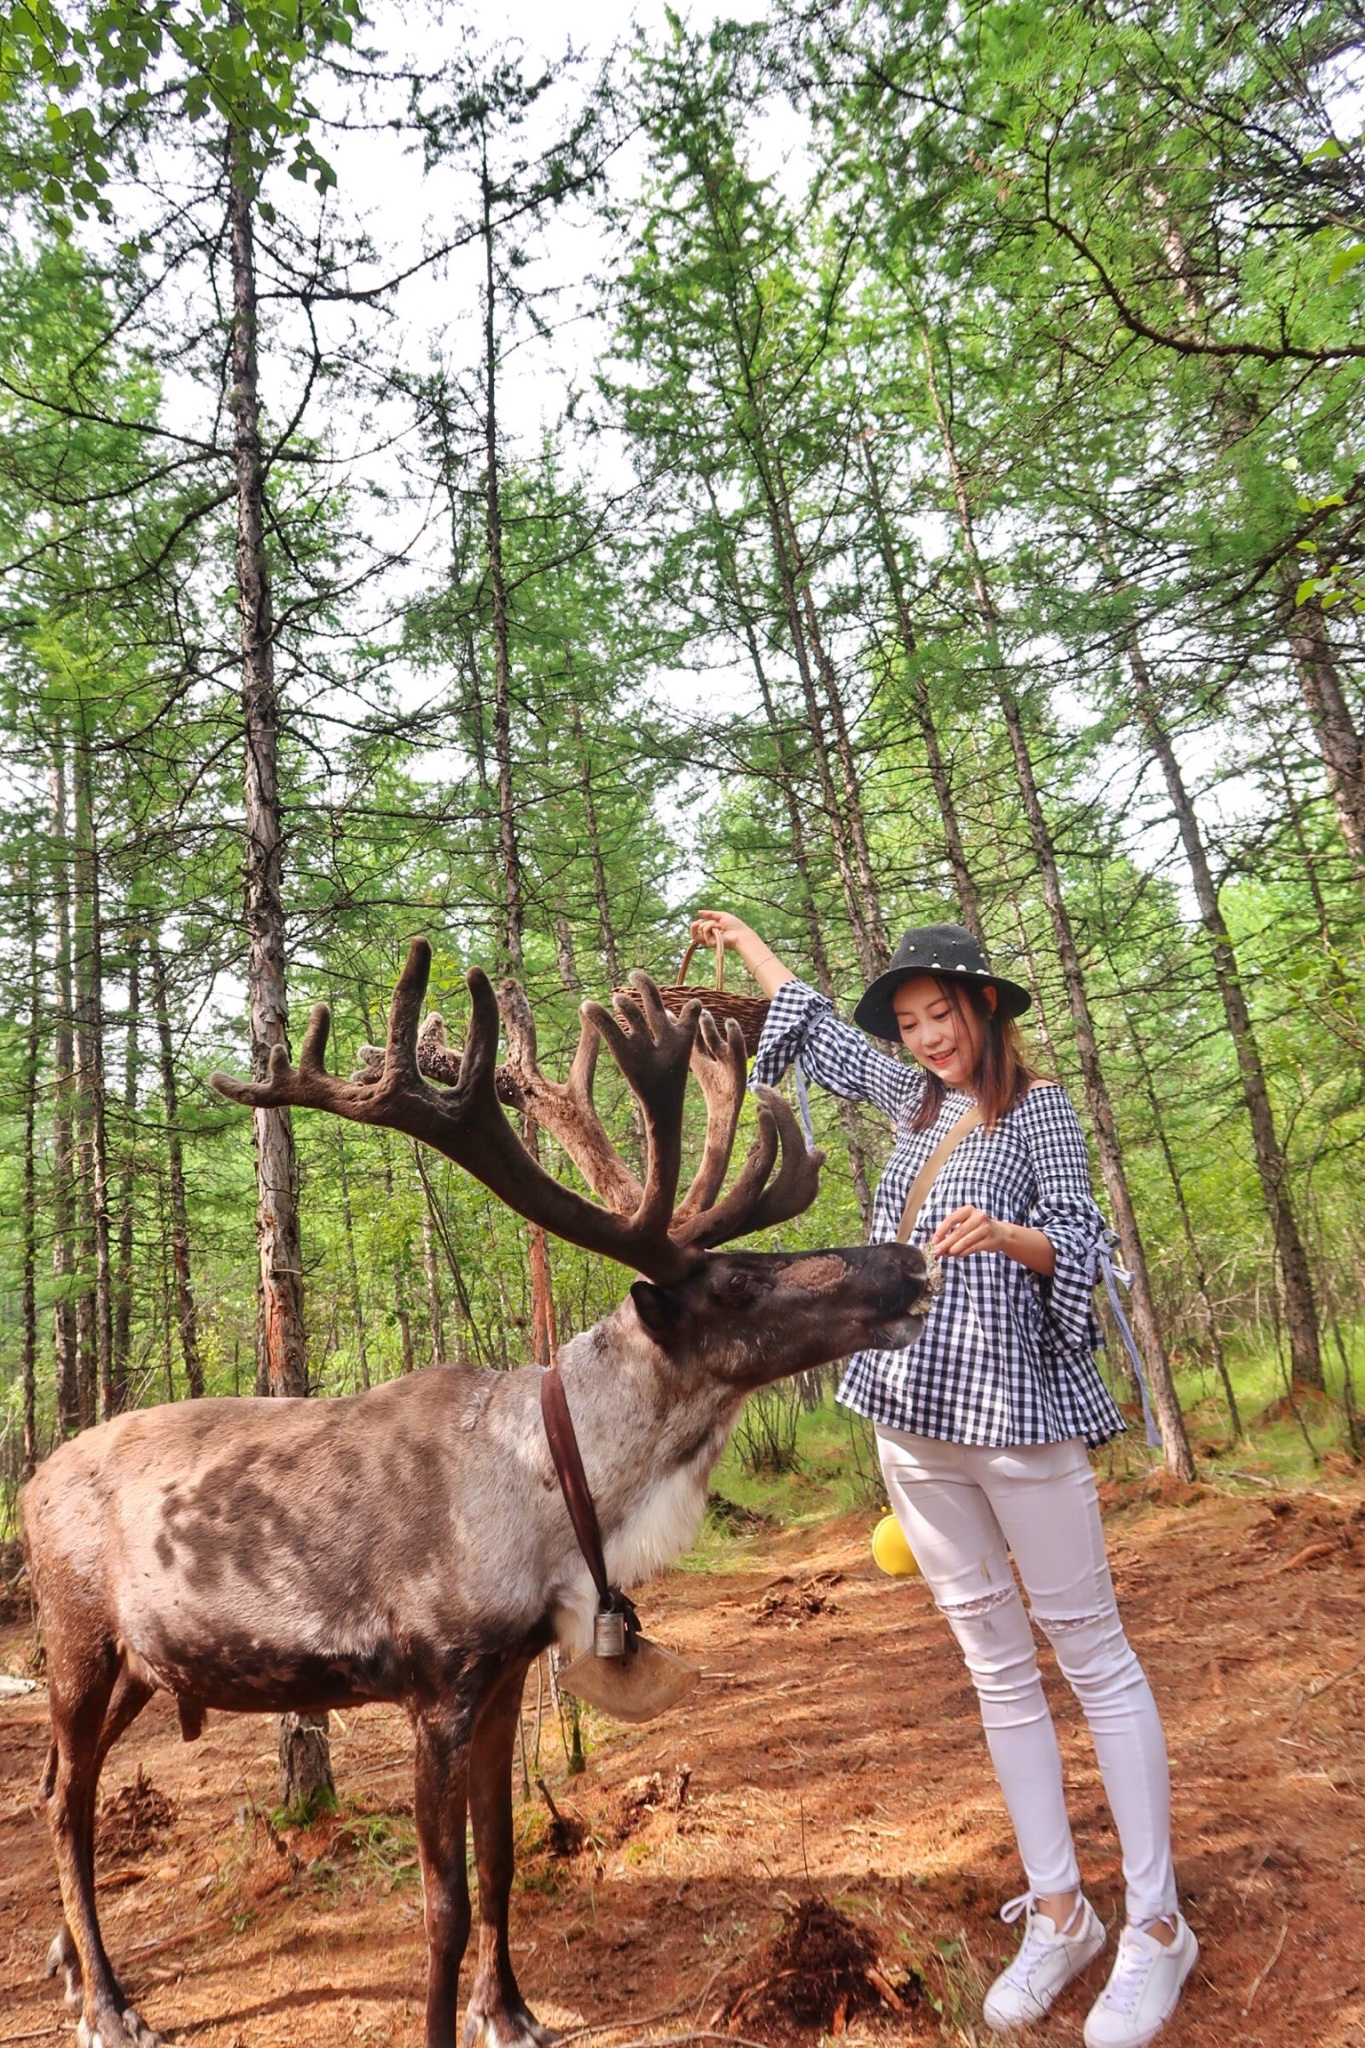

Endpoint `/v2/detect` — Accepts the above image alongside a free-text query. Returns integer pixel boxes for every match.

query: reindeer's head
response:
[629,1245,932,1391]
[211,939,935,1382]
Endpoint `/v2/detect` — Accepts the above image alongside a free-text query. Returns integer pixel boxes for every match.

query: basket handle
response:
[675,934,726,990]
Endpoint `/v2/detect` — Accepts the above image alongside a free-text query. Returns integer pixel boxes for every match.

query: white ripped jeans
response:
[876,1427,1178,1927]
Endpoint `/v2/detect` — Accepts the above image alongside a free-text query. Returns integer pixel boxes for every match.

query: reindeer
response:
[21,943,934,2048]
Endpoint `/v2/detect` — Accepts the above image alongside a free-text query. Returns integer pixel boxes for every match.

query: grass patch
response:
[1166,1318,1363,1483]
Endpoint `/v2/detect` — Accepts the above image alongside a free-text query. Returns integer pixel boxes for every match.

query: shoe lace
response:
[1099,1933,1156,2017]
[997,1894,1059,1985]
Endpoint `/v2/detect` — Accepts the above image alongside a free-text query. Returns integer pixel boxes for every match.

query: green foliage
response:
[3,0,1365,1514]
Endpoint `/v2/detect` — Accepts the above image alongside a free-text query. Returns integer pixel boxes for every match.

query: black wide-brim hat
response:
[853,923,1032,1039]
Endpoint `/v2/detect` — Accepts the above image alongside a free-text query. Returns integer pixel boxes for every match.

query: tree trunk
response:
[21,853,40,1478]
[690,164,886,981]
[719,534,875,1231]
[50,747,79,1438]
[229,146,308,1407]
[1284,594,1365,882]
[149,935,202,1396]
[923,344,1194,1476]
[412,1146,480,1367]
[381,1137,416,1374]
[72,727,115,1426]
[554,914,578,992]
[760,490,885,983]
[227,111,329,1810]
[1117,614,1324,1388]
[859,428,985,941]
[1261,714,1359,1018]
[973,762,1063,1074]
[479,137,553,1351]
[113,934,141,1412]
[1123,999,1243,1439]
[779,476,890,969]
[422,1194,446,1366]
[568,697,622,986]
[335,1132,371,1391]
[480,146,525,975]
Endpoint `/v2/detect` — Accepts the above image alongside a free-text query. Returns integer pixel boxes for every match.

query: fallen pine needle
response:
[1242,1923,1288,2014]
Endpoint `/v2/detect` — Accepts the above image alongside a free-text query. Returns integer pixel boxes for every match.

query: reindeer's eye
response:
[721,1270,755,1305]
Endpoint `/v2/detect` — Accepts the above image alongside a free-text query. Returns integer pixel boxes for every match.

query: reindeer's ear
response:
[630,1279,686,1343]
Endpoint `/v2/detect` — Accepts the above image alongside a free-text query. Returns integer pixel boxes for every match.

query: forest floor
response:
[2,1466,1363,2048]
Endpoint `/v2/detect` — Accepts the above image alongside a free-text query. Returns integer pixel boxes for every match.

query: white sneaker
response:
[1083,1915,1198,2048]
[982,1893,1108,2030]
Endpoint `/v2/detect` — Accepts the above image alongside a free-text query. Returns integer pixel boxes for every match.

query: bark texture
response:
[859,428,985,942]
[72,730,114,1426]
[1121,625,1324,1388]
[1286,596,1365,881]
[149,937,202,1396]
[21,862,40,1477]
[113,935,140,1412]
[227,137,307,1403]
[50,748,79,1438]
[227,115,329,1809]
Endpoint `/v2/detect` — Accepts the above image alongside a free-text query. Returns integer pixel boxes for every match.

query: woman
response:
[692,911,1197,2048]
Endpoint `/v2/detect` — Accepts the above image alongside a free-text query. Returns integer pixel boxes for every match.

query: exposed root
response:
[710,1896,920,2035]
[752,1572,843,1627]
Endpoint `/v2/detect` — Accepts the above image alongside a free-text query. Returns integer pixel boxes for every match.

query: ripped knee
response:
[1032,1606,1140,1688]
[1032,1608,1103,1638]
[937,1585,1018,1620]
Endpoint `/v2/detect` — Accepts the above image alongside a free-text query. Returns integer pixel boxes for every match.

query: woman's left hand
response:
[931,1205,1005,1258]
[930,1206,1057,1276]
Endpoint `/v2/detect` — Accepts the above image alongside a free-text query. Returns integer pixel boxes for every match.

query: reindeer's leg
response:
[463,1658,553,2048]
[413,1701,475,2048]
[46,1666,155,2014]
[45,1658,161,2048]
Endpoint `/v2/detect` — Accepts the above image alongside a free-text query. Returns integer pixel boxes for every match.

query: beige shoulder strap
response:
[896,1106,983,1243]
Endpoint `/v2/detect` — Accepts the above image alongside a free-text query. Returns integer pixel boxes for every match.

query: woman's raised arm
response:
[690,911,921,1126]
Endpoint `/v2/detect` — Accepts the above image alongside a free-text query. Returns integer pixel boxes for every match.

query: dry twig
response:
[1242,1923,1288,2014]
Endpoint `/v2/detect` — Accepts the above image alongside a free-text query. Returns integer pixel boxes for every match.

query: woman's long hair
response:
[909,980,1042,1132]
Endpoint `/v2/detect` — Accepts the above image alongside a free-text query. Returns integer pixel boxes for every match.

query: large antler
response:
[211,939,826,1281]
[210,940,703,1284]
[493,983,823,1249]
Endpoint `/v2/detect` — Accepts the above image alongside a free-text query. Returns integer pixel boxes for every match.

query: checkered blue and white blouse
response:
[752,978,1126,1448]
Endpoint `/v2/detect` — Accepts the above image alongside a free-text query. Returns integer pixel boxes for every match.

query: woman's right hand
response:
[690,911,794,997]
[690,909,753,953]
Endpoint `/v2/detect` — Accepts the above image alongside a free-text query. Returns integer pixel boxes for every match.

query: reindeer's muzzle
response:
[850,1240,939,1351]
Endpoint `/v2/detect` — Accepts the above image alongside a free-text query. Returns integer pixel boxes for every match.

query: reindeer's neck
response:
[553,1310,743,1595]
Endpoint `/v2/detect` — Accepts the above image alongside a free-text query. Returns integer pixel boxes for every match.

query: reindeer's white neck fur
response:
[547,1311,740,1656]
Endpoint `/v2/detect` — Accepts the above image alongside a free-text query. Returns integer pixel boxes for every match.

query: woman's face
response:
[890,975,989,1092]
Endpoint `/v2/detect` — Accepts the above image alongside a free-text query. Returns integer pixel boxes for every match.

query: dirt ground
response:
[2,1473,1363,2048]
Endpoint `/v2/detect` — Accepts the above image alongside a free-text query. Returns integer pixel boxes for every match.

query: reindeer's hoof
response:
[46,1928,83,2011]
[76,2005,163,2048]
[463,2008,558,2048]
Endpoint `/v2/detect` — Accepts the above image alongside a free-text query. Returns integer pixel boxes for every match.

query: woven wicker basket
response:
[615,937,771,1056]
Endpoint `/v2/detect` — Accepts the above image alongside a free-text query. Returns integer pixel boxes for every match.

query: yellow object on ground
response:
[871,1512,920,1577]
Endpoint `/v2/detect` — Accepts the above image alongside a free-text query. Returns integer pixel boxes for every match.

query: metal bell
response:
[593,1608,627,1659]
